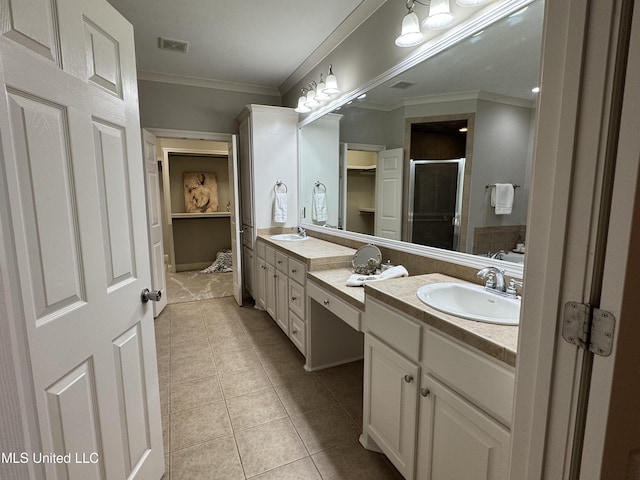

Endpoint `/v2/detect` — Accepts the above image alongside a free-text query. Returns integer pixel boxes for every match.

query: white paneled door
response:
[0,0,164,478]
[228,135,243,305]
[375,148,403,240]
[142,129,168,317]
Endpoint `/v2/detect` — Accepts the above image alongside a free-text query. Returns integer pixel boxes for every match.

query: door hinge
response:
[562,302,616,356]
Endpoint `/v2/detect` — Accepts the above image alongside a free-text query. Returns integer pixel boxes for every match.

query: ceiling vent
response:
[390,81,415,90]
[158,37,189,53]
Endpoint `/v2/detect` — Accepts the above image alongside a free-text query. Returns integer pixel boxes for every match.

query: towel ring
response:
[274,181,288,194]
[485,184,520,189]
[314,181,326,193]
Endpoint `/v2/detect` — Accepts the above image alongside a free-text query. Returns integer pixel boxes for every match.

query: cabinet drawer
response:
[289,311,306,355]
[289,280,305,319]
[256,241,266,260]
[275,251,288,273]
[288,257,307,285]
[307,281,361,331]
[265,245,275,266]
[423,328,515,427]
[365,297,422,363]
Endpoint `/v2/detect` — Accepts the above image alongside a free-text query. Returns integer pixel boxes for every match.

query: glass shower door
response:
[408,158,465,250]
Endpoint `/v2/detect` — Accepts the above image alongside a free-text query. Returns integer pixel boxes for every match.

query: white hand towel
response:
[312,192,328,222]
[346,265,409,287]
[491,183,514,215]
[273,192,287,222]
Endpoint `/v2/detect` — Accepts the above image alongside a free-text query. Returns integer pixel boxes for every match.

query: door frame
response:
[510,0,635,478]
[144,129,242,279]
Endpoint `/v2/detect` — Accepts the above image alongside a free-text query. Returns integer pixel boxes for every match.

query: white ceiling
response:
[106,0,379,95]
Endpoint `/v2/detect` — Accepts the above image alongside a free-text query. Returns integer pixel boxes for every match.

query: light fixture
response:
[305,82,320,108]
[456,0,490,6]
[315,74,330,101]
[295,89,311,113]
[423,0,455,29]
[395,0,427,47]
[323,65,340,95]
[459,127,468,132]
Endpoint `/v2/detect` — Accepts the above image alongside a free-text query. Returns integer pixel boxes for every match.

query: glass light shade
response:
[395,11,426,47]
[456,0,489,6]
[315,75,330,100]
[423,0,455,29]
[305,88,319,107]
[295,92,311,113]
[323,65,340,95]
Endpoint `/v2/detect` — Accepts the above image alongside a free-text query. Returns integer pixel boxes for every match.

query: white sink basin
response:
[416,282,520,325]
[270,233,310,241]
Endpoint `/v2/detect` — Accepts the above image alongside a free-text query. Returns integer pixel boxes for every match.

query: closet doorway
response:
[145,129,242,306]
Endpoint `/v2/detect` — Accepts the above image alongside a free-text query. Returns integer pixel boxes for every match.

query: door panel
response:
[228,135,243,305]
[45,361,103,480]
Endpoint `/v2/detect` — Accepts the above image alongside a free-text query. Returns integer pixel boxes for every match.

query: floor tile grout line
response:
[202,301,249,480]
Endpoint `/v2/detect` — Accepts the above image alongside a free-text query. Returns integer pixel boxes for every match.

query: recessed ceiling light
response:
[459,127,468,132]
[531,86,540,93]
[472,30,484,38]
[357,94,367,100]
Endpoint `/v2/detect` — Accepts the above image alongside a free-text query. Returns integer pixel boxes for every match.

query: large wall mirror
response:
[299,0,543,271]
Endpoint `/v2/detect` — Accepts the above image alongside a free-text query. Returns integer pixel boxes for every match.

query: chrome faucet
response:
[477,266,507,292]
[488,250,506,260]
[292,225,307,237]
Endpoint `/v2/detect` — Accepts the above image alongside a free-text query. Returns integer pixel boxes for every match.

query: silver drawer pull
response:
[404,375,414,383]
[277,260,282,264]
[291,268,297,273]
[292,329,298,335]
[292,296,297,301]
[420,388,430,397]
[323,299,330,306]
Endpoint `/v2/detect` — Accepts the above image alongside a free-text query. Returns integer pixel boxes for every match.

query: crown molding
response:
[279,0,387,95]
[137,70,281,97]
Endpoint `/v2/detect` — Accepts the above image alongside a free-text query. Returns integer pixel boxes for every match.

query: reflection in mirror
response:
[298,0,543,267]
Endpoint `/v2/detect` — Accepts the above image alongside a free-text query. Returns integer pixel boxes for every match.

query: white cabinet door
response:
[275,271,289,334]
[242,246,254,297]
[364,334,419,479]
[417,374,510,480]
[256,257,267,309]
[265,262,277,320]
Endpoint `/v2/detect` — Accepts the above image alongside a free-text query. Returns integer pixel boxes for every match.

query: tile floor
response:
[155,296,402,479]
[165,270,235,304]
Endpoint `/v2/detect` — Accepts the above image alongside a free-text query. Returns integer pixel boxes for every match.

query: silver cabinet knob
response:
[420,388,430,397]
[323,299,330,306]
[292,296,297,301]
[141,288,162,304]
[404,375,414,383]
[291,268,297,273]
[292,329,298,335]
[277,260,282,264]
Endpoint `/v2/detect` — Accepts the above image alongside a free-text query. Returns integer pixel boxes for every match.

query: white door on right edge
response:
[375,148,404,240]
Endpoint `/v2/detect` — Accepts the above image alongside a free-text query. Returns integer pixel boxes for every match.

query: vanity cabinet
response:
[363,333,419,480]
[363,296,513,480]
[257,240,307,355]
[416,373,510,480]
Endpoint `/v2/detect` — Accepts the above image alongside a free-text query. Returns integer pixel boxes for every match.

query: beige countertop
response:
[257,234,356,271]
[365,273,518,367]
[307,268,366,310]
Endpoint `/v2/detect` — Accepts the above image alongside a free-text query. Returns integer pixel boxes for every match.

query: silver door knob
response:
[141,288,162,303]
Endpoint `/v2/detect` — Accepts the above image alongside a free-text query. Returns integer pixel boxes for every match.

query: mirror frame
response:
[296,0,536,279]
